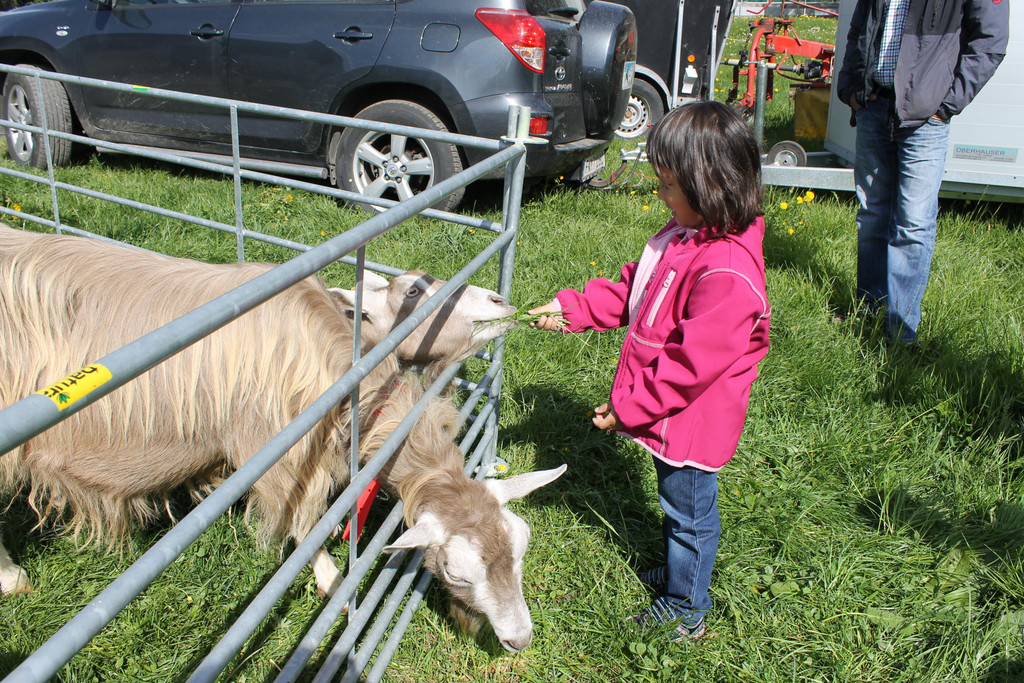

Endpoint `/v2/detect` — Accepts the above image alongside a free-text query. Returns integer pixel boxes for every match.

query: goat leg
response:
[0,539,32,596]
[310,545,343,600]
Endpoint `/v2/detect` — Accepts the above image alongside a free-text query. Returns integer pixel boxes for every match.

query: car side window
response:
[117,0,236,5]
[249,0,389,3]
[525,0,586,20]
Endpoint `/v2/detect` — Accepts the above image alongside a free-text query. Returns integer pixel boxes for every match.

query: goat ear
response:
[363,271,390,291]
[327,271,388,301]
[486,464,567,505]
[384,513,445,552]
[327,285,389,326]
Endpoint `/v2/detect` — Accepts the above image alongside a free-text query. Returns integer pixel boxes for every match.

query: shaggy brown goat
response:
[364,385,566,652]
[0,225,555,651]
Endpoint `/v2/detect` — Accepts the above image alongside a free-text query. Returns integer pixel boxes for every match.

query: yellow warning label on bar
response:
[36,363,113,410]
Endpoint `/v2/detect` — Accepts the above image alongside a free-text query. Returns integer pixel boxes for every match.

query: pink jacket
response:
[556,217,770,471]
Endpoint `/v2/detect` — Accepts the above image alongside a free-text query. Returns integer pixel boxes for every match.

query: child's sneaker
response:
[636,565,668,594]
[622,597,706,642]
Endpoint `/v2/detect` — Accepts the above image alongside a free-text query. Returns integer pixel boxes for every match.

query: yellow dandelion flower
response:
[468,228,475,233]
[797,196,804,204]
[804,190,815,202]
[643,205,650,211]
[590,261,596,266]
[320,231,326,236]
[286,194,293,202]
[788,227,794,234]
[12,204,20,212]
[780,202,789,210]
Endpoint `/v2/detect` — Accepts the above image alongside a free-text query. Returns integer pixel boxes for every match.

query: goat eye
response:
[442,562,471,586]
[405,286,421,298]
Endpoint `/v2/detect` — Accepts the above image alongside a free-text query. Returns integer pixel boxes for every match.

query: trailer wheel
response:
[766,140,807,167]
[616,80,663,139]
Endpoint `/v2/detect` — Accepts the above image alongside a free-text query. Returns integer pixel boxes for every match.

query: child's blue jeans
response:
[654,458,720,627]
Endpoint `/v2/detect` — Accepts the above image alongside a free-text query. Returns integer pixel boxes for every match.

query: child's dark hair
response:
[646,101,762,236]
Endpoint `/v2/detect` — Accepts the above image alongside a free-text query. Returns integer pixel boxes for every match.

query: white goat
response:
[331,270,517,368]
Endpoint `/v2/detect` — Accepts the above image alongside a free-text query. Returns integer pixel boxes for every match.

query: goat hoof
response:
[1,573,33,597]
[315,575,343,600]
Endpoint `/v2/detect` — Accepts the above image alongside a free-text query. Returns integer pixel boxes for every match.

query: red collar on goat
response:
[341,479,381,541]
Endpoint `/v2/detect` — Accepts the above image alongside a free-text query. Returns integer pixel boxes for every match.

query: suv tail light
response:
[529,115,549,136]
[476,9,546,73]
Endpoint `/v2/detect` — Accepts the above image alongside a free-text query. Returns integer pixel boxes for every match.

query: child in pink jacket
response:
[530,101,770,640]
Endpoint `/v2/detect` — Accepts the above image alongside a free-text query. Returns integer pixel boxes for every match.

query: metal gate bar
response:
[0,64,533,682]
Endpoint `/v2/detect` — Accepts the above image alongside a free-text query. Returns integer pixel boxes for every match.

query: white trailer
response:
[762,0,1023,203]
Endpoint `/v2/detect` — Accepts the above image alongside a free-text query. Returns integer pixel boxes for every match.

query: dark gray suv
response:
[0,0,636,210]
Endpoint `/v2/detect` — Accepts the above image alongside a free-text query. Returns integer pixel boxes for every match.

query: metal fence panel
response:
[0,64,532,682]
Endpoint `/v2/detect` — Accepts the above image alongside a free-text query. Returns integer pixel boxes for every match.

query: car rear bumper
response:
[455,93,614,179]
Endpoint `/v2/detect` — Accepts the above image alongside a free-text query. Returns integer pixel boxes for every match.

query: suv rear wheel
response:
[336,100,464,213]
[2,65,74,169]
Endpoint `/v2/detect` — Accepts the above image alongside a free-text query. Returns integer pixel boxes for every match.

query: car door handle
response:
[190,25,225,39]
[334,28,374,43]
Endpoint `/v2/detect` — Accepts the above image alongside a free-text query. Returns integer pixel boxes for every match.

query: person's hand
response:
[847,93,861,111]
[592,402,619,430]
[528,300,564,331]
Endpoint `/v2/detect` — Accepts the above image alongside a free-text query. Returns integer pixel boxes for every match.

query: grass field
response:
[2,15,1024,683]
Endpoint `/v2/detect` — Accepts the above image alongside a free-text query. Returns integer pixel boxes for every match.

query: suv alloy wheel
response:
[1,64,73,168]
[336,100,464,213]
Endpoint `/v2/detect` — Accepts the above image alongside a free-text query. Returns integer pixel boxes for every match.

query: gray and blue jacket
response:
[836,0,1009,127]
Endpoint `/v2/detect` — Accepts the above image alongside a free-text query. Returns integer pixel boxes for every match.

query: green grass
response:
[3,15,1024,683]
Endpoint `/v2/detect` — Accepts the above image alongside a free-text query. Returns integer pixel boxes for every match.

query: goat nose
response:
[499,629,533,653]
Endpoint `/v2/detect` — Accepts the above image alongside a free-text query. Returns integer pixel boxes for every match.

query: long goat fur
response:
[0,223,459,552]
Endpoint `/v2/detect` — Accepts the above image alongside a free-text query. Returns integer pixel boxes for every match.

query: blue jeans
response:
[854,96,950,343]
[654,458,720,627]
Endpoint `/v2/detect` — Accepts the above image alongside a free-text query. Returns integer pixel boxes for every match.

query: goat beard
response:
[449,599,485,638]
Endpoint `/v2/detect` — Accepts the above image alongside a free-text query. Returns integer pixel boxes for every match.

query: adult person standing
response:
[835,0,1009,344]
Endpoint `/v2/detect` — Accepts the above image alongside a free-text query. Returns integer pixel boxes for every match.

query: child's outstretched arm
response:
[528,300,564,331]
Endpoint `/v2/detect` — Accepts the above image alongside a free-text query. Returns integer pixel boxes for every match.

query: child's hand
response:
[592,402,619,431]
[528,300,564,331]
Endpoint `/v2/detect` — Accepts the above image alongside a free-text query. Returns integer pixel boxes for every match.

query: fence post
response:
[29,71,62,233]
[481,106,538,474]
